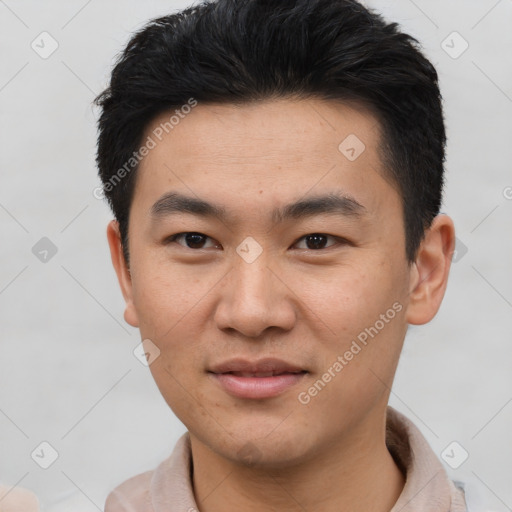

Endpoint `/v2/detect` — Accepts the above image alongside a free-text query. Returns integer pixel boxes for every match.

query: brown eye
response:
[166,232,219,249]
[294,234,343,250]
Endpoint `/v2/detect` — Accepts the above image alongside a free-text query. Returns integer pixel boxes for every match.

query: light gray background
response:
[1,0,511,510]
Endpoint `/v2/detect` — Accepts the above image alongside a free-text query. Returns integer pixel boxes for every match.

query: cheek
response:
[300,257,407,387]
[131,256,211,374]
[148,360,202,428]
[298,258,399,338]
[130,253,209,338]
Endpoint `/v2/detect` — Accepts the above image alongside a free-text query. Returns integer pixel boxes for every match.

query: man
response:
[94,0,472,510]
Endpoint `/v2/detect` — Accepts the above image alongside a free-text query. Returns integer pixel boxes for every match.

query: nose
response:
[213,255,296,339]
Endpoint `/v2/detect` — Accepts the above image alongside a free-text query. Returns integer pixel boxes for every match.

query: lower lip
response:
[209,372,307,399]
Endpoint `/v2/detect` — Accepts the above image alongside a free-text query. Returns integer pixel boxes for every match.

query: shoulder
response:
[104,432,195,511]
[0,485,40,511]
[452,475,497,512]
[104,470,155,512]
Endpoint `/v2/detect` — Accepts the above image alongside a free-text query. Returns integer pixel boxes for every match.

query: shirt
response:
[104,406,469,511]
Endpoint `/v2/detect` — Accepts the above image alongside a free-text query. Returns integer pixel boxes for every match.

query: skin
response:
[107,98,455,512]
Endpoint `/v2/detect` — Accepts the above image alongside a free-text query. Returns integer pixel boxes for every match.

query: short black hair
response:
[94,0,446,264]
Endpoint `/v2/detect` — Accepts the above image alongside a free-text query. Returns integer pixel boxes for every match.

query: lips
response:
[228,371,304,377]
[208,357,307,375]
[208,358,308,399]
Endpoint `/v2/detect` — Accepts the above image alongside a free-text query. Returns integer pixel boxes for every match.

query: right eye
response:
[164,232,221,250]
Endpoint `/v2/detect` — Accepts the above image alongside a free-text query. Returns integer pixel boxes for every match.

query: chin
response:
[213,426,311,469]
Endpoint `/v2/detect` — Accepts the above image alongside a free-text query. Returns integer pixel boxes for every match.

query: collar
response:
[106,406,467,511]
[386,407,467,511]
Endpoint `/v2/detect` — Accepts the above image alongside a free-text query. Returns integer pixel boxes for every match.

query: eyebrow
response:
[150,190,367,224]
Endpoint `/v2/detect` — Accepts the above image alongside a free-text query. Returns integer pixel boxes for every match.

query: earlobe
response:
[405,215,455,325]
[106,220,139,328]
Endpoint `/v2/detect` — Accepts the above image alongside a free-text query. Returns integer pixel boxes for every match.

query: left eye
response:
[293,233,340,250]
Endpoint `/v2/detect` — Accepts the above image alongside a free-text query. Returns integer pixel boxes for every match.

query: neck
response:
[190,415,405,512]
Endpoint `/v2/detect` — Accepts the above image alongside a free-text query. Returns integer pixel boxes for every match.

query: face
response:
[108,98,452,468]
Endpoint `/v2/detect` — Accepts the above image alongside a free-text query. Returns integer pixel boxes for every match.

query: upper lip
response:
[209,358,307,374]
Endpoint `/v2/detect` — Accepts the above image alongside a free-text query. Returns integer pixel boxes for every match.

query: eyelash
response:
[164,232,349,251]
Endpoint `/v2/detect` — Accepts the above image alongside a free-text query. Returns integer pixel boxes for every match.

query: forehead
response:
[142,98,381,165]
[133,98,398,223]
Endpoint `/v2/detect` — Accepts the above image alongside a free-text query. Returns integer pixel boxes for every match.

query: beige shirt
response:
[105,406,468,512]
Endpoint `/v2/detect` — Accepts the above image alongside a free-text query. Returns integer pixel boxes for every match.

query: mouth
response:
[218,370,307,377]
[207,357,309,399]
[208,357,307,375]
[208,368,308,399]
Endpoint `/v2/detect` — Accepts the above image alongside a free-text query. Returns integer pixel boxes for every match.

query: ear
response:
[106,220,139,327]
[405,214,456,325]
